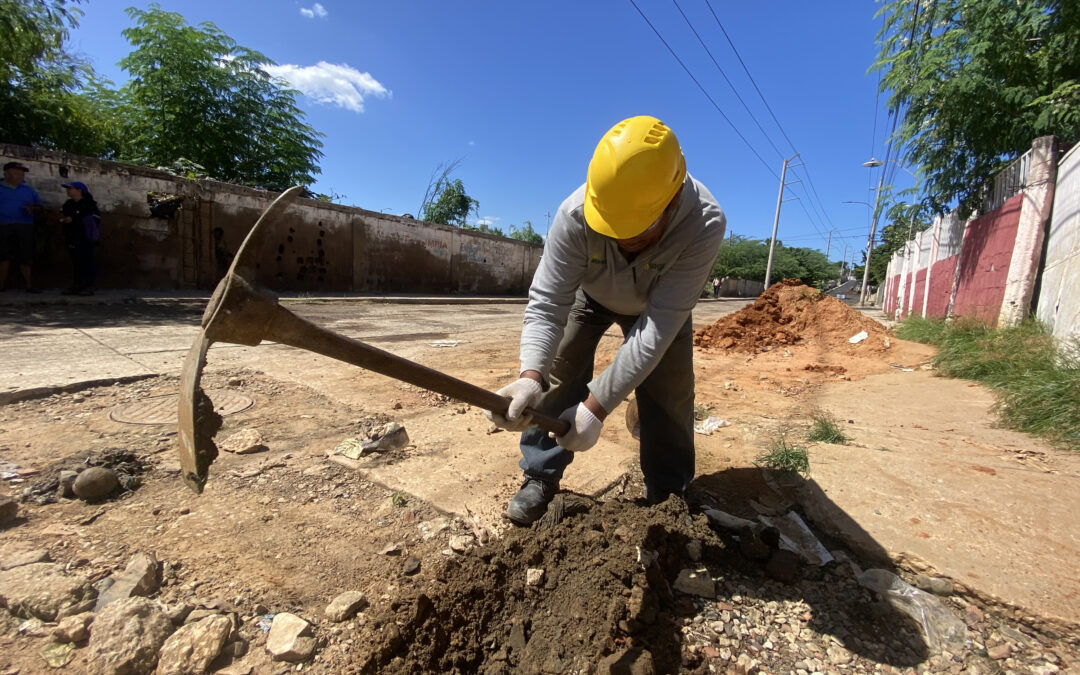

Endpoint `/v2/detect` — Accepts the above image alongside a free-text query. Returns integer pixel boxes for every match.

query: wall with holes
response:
[0,145,542,294]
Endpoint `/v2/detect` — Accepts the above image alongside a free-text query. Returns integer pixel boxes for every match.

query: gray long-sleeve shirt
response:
[520,173,726,412]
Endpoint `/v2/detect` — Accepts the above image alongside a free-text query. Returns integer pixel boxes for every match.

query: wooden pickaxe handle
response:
[262,299,571,437]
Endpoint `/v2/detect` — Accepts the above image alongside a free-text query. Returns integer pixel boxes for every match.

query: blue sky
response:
[67,0,909,262]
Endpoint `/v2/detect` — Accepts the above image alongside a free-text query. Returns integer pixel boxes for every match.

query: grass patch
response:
[693,402,710,421]
[756,437,810,476]
[895,317,1080,449]
[807,413,850,444]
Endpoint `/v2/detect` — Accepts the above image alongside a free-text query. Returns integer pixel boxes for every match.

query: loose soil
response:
[693,280,891,354]
[2,299,1079,674]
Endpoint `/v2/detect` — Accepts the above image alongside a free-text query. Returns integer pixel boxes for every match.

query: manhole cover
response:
[109,389,254,425]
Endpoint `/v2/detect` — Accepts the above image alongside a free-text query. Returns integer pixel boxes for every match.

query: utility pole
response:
[839,243,849,284]
[859,162,888,305]
[825,230,833,260]
[764,154,800,288]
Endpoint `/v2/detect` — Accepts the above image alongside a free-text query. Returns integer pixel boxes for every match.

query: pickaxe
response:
[177,186,571,494]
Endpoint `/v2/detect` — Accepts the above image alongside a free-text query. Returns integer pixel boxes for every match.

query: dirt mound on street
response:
[694,279,891,354]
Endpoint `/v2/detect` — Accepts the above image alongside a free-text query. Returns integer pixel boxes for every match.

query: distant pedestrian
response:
[712,276,720,298]
[0,161,43,292]
[58,181,101,295]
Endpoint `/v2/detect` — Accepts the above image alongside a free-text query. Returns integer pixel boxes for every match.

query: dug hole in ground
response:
[1,280,1078,674]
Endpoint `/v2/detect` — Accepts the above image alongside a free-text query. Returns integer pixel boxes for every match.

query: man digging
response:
[488,116,726,525]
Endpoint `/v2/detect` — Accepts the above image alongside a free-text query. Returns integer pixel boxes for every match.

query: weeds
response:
[693,402,710,421]
[895,317,1080,449]
[807,413,850,444]
[391,492,407,508]
[756,436,810,476]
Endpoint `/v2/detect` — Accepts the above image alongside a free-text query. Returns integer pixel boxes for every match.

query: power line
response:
[670,0,785,160]
[700,0,839,240]
[628,0,779,180]
[704,0,795,151]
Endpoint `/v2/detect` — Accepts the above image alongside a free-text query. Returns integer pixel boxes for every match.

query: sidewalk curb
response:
[0,374,159,406]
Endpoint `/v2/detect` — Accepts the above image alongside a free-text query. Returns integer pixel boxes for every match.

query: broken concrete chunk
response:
[53,612,95,643]
[672,568,715,598]
[155,614,233,675]
[87,597,174,675]
[325,591,367,622]
[702,508,754,531]
[72,467,119,500]
[525,568,545,587]
[220,429,265,455]
[448,534,474,553]
[266,612,314,662]
[0,548,50,571]
[95,551,160,611]
[0,562,92,621]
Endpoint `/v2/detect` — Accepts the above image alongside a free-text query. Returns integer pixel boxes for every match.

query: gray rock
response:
[95,551,160,611]
[0,496,18,525]
[155,614,232,674]
[53,612,95,643]
[0,562,92,621]
[403,556,421,576]
[672,568,715,598]
[913,573,954,596]
[56,597,96,619]
[0,548,50,571]
[325,591,367,622]
[266,612,314,662]
[58,470,78,498]
[87,597,174,675]
[73,467,119,500]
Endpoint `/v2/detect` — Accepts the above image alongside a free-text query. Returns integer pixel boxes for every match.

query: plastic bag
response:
[858,568,968,652]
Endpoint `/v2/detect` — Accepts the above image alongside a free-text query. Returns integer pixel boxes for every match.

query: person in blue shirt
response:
[0,162,43,292]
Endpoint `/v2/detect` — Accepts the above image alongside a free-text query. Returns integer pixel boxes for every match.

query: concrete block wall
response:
[883,135,1075,332]
[0,145,542,294]
[1036,142,1080,342]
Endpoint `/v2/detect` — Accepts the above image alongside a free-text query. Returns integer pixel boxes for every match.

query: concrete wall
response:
[716,278,764,297]
[0,145,542,294]
[1036,143,1080,342]
[950,195,1023,323]
[881,135,1080,339]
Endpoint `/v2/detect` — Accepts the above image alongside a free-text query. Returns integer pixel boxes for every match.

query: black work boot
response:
[506,478,559,526]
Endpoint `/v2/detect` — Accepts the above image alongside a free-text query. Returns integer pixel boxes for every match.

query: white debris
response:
[848,331,869,344]
[693,417,731,436]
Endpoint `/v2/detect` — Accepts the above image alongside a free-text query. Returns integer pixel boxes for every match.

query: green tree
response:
[875,0,1080,217]
[119,5,323,190]
[508,220,544,245]
[0,0,118,154]
[710,235,839,288]
[422,178,478,227]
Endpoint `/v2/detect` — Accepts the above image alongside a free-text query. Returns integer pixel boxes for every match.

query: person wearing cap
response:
[0,161,44,292]
[486,116,726,525]
[58,181,101,295]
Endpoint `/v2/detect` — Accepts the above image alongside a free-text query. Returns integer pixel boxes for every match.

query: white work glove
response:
[485,377,542,431]
[550,402,603,453]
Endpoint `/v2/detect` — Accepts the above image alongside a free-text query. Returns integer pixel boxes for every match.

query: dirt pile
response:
[353,496,929,674]
[694,279,891,354]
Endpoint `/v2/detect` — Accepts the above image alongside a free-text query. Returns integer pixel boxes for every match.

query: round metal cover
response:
[110,389,254,425]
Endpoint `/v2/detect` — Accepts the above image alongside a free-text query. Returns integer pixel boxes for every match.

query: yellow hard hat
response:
[584,116,686,239]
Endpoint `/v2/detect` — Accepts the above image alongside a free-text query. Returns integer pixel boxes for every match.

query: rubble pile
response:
[694,279,891,354]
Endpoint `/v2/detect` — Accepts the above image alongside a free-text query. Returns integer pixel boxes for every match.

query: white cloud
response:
[476,216,500,227]
[299,2,327,19]
[265,62,389,113]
